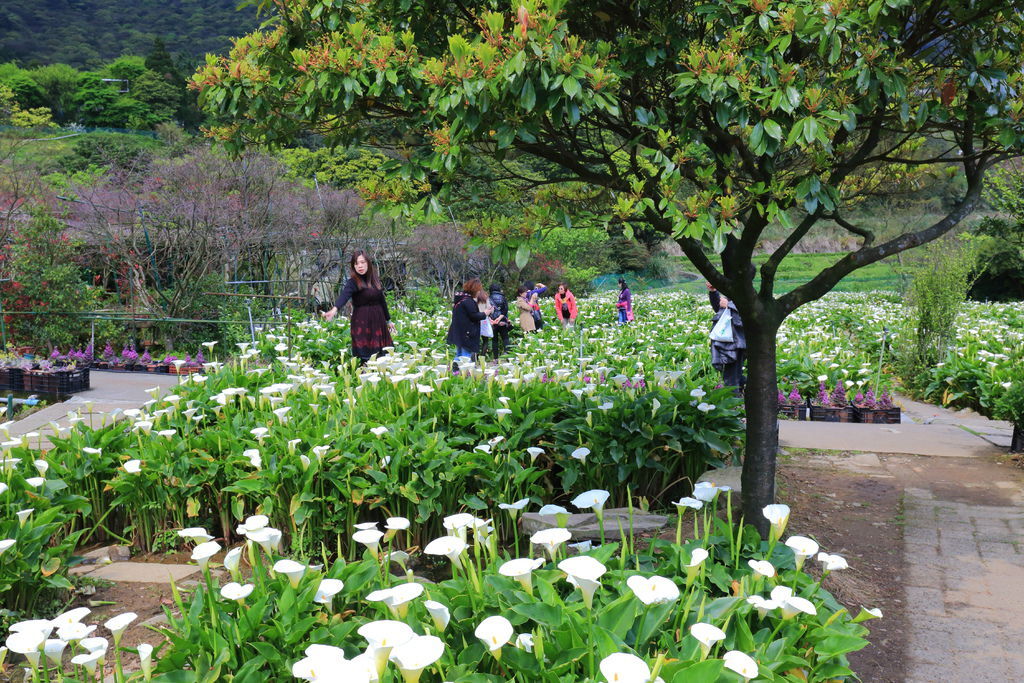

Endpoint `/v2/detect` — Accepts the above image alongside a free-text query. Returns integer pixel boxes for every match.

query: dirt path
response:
[780,433,1024,681]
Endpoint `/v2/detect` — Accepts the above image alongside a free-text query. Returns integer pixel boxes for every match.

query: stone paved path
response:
[902,489,1024,681]
[779,393,1014,458]
[784,396,1024,681]
[5,370,180,448]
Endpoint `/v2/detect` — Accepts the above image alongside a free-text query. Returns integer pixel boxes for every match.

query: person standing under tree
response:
[322,249,395,364]
[524,281,547,330]
[707,282,746,392]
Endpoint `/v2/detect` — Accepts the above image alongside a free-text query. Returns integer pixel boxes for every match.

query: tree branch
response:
[758,211,820,298]
[777,158,995,315]
[830,214,876,245]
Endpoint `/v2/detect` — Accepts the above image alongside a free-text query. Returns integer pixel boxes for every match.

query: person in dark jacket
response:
[482,283,510,358]
[322,249,395,364]
[446,279,487,365]
[707,282,746,391]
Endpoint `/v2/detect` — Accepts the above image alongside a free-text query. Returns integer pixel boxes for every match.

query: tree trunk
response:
[1012,423,1023,454]
[741,315,781,538]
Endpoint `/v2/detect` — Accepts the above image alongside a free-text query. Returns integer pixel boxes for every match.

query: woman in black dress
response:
[322,249,396,363]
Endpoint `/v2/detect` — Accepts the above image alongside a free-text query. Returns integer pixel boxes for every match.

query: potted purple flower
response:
[777,383,807,420]
[95,342,116,370]
[142,350,168,373]
[170,352,202,375]
[120,345,140,371]
[811,381,855,422]
[854,389,901,424]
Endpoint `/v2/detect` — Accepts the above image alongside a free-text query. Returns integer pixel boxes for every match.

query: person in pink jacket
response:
[554,283,578,327]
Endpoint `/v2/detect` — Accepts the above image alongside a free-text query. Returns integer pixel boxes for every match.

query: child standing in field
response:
[477,289,495,359]
[616,278,633,324]
[486,283,510,357]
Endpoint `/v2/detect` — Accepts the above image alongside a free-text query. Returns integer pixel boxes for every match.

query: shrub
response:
[896,237,977,392]
[57,132,162,173]
[0,209,103,351]
[0,454,90,616]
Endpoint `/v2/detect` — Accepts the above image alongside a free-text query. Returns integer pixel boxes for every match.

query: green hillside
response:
[0,0,260,69]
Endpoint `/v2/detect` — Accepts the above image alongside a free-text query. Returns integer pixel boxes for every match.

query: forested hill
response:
[0,0,260,68]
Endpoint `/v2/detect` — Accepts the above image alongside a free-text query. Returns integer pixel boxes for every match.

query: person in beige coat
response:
[515,286,536,333]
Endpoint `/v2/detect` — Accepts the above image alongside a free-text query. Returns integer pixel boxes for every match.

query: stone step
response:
[521,507,669,541]
[73,561,200,583]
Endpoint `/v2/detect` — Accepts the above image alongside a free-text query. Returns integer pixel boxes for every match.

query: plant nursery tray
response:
[0,368,25,392]
[778,405,809,420]
[810,406,855,423]
[853,406,901,424]
[23,368,90,394]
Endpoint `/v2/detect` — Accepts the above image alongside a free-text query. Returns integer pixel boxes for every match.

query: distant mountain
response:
[0,0,262,69]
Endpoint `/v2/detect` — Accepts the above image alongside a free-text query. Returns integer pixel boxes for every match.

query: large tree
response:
[195,0,1024,533]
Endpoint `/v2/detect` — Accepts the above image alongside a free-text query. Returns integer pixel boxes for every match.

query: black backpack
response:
[490,291,508,319]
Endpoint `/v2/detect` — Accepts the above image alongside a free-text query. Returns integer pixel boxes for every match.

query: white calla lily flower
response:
[599,652,651,682]
[625,574,680,605]
[474,615,513,660]
[388,634,444,683]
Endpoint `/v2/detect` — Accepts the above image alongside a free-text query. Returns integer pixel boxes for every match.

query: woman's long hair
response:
[350,249,382,290]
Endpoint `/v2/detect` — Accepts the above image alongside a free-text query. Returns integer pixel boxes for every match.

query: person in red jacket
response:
[553,283,578,327]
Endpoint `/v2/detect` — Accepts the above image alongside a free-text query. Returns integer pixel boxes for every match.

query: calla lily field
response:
[0,289,1020,681]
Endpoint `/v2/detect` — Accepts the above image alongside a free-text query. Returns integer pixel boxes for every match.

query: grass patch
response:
[665,251,905,294]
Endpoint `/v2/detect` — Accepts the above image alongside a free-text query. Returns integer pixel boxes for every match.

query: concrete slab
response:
[68,370,181,402]
[779,421,1002,458]
[521,508,669,541]
[6,371,179,442]
[80,562,200,583]
[697,465,742,492]
[903,492,1024,682]
[897,393,1014,434]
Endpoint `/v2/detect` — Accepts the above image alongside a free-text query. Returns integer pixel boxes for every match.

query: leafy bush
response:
[896,238,977,392]
[0,209,104,351]
[59,350,740,556]
[0,455,90,616]
[57,131,162,172]
[141,494,873,682]
[401,285,448,316]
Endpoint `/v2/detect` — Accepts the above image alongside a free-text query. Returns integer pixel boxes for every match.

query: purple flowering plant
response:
[121,345,139,364]
[817,381,831,406]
